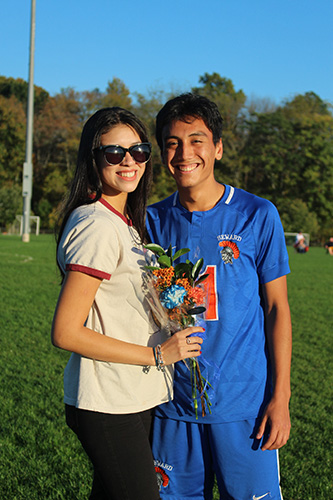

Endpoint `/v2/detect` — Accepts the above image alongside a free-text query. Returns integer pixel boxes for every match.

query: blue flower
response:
[160,285,187,309]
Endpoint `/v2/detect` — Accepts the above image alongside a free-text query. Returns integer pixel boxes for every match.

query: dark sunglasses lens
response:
[131,144,151,163]
[104,146,125,165]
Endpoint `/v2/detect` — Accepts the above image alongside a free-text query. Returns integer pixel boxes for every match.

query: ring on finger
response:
[186,338,191,345]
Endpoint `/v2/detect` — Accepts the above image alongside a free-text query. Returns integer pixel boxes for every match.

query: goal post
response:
[284,232,310,246]
[15,215,40,236]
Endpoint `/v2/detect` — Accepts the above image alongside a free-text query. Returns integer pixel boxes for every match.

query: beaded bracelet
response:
[153,344,165,372]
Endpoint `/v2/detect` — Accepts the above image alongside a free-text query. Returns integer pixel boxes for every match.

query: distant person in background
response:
[294,231,309,253]
[324,236,333,255]
[51,107,204,500]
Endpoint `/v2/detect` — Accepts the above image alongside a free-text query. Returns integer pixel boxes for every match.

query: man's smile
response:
[176,163,199,172]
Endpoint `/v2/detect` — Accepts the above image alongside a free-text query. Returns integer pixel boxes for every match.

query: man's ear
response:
[215,139,223,161]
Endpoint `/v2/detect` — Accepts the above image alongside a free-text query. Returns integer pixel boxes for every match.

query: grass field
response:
[0,234,332,499]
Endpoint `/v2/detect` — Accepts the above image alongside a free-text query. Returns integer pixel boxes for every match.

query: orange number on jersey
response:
[202,265,218,321]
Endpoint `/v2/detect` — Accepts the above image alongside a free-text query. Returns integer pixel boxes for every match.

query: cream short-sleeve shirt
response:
[57,198,173,414]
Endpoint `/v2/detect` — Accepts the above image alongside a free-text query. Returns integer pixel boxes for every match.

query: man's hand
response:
[256,397,291,450]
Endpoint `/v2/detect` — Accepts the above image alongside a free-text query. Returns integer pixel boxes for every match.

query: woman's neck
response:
[101,192,128,216]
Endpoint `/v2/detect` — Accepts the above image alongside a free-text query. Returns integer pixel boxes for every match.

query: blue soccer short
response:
[152,416,283,500]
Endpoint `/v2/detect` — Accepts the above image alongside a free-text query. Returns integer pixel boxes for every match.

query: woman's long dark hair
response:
[56,107,152,258]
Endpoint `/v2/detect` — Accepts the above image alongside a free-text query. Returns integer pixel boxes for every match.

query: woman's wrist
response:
[152,344,165,372]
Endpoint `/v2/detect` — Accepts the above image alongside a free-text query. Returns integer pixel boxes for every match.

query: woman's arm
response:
[51,271,203,366]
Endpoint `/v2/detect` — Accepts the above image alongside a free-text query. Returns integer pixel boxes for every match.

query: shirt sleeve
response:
[59,213,120,280]
[253,200,290,284]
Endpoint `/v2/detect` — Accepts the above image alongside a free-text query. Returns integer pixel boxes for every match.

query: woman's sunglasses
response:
[94,143,152,166]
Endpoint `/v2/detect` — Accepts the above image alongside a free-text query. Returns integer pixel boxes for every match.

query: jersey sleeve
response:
[146,206,158,243]
[146,200,170,244]
[253,200,290,284]
[59,214,120,280]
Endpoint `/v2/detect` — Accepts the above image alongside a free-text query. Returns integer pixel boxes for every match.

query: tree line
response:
[0,73,332,242]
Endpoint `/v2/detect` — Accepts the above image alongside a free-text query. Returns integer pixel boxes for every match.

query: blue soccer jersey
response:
[146,185,290,424]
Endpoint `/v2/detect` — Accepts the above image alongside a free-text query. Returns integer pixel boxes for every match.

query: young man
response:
[146,93,292,500]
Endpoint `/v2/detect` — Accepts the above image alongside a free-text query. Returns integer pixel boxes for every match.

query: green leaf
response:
[174,262,191,278]
[144,243,166,256]
[166,244,173,258]
[158,255,172,267]
[195,274,209,285]
[187,306,206,315]
[192,258,204,280]
[144,265,160,271]
[172,248,190,262]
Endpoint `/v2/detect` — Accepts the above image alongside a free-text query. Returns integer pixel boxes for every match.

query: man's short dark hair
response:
[156,93,223,151]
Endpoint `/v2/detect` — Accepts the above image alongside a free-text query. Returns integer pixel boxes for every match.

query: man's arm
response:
[257,275,292,450]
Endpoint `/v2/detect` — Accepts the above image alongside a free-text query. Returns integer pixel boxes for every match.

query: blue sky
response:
[1,0,332,105]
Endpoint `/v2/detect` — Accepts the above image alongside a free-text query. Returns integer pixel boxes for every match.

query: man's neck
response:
[178,182,225,212]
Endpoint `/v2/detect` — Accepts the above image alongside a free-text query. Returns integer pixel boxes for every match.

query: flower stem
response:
[195,362,206,417]
[192,359,198,419]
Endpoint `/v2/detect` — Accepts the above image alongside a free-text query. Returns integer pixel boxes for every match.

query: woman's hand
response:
[160,326,204,365]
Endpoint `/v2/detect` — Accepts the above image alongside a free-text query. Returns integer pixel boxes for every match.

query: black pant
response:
[65,405,160,500]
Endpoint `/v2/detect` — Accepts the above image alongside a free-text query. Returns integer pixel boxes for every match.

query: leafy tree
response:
[0,73,331,239]
[78,88,104,123]
[134,89,171,137]
[0,75,49,114]
[36,198,53,229]
[282,91,332,118]
[0,94,26,185]
[245,95,277,115]
[242,110,296,197]
[242,93,333,240]
[0,184,23,230]
[278,198,320,238]
[101,78,133,109]
[33,88,82,219]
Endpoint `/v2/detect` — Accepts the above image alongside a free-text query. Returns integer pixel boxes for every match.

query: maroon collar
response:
[98,197,133,226]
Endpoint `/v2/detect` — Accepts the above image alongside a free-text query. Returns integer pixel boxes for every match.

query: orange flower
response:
[187,286,205,304]
[153,267,175,288]
[175,278,191,291]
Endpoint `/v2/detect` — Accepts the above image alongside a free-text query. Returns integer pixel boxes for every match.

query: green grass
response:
[278,247,332,499]
[0,235,332,499]
[0,235,92,499]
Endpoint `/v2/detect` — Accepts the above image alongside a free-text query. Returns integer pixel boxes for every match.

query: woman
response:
[51,107,204,500]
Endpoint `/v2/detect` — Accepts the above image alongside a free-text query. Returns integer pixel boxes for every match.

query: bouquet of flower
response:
[144,243,212,419]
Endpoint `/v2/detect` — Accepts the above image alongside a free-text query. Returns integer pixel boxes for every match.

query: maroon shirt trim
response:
[66,264,111,280]
[98,198,133,226]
